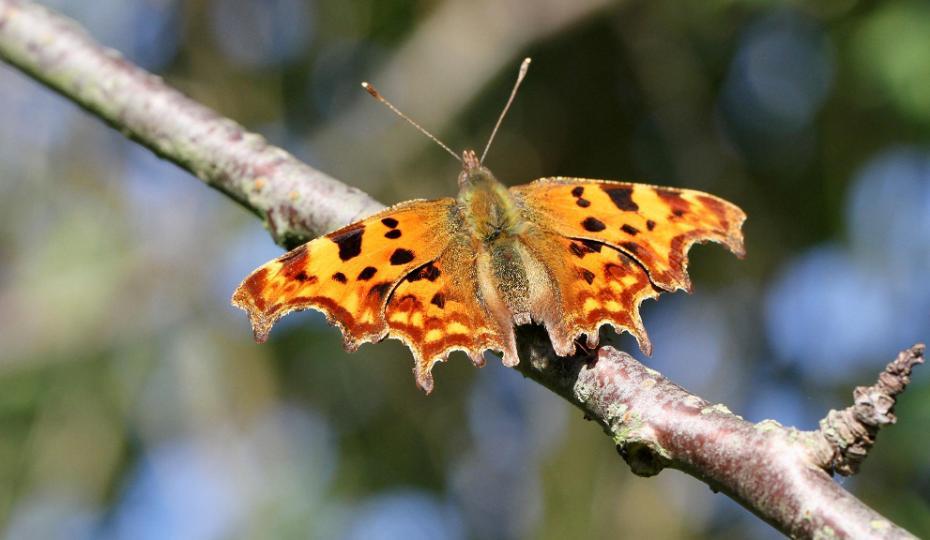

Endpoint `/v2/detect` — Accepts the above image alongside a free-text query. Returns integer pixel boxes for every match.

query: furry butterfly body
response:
[233,149,746,393]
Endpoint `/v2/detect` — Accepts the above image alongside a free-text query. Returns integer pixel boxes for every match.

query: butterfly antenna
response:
[480,57,531,164]
[361,82,461,163]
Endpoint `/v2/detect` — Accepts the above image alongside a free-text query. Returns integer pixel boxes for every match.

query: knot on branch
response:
[616,440,671,477]
[820,344,924,476]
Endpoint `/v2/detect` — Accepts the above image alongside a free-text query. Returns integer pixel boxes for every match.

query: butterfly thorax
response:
[455,150,536,325]
[457,150,526,244]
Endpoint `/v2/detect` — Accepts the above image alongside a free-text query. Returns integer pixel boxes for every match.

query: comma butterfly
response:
[233,59,746,393]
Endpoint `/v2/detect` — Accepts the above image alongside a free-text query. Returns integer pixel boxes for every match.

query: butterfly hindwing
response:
[385,236,517,393]
[511,178,746,292]
[519,230,660,356]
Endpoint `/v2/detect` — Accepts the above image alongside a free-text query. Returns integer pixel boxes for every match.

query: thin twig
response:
[818,345,925,476]
[0,1,922,538]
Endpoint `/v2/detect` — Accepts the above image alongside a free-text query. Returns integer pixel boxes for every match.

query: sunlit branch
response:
[515,326,922,539]
[0,0,383,249]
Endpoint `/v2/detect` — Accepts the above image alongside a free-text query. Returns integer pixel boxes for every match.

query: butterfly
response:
[232,59,746,393]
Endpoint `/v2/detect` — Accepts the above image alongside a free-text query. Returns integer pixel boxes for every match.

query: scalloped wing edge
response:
[231,278,390,350]
[231,198,455,347]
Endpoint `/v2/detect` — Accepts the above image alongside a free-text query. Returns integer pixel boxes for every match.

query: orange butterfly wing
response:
[385,235,517,393]
[234,178,746,391]
[511,178,745,355]
[511,178,746,292]
[518,228,660,356]
[233,199,456,348]
[232,199,515,393]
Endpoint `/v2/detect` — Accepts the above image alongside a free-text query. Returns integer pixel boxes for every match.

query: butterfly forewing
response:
[511,178,746,292]
[232,198,456,348]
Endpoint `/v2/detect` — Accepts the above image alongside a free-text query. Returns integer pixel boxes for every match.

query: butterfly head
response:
[458,149,497,189]
[456,148,523,241]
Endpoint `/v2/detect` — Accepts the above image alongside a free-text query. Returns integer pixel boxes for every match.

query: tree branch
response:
[0,0,384,248]
[515,327,923,539]
[1,1,923,538]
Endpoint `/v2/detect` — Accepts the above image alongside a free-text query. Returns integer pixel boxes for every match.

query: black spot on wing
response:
[580,239,602,253]
[420,263,440,281]
[369,282,392,300]
[621,224,639,236]
[430,292,446,308]
[571,186,584,197]
[390,248,415,265]
[602,186,639,212]
[576,198,591,208]
[381,217,398,228]
[582,217,606,232]
[621,241,641,255]
[646,219,656,231]
[579,268,595,285]
[332,272,347,283]
[329,224,364,261]
[357,266,377,281]
[384,229,402,239]
[569,239,603,259]
[407,262,441,282]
